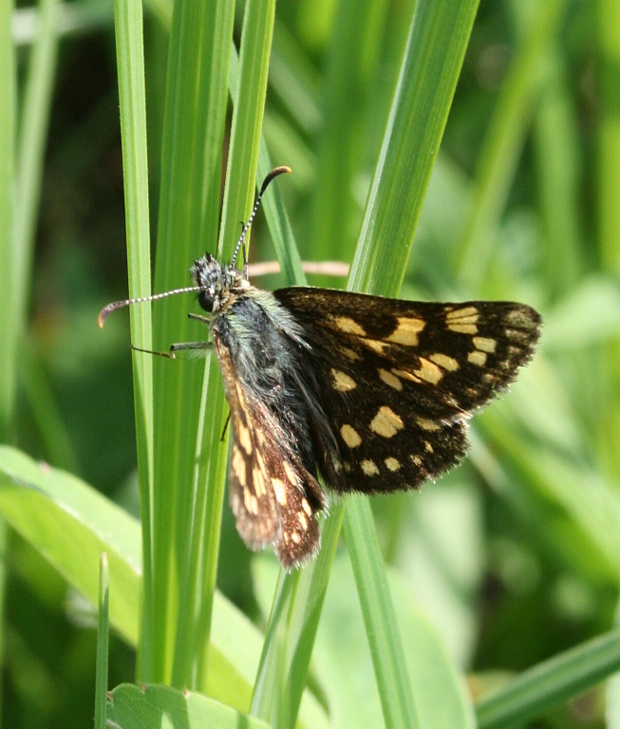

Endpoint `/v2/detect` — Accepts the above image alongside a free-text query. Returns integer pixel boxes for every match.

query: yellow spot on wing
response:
[253,468,266,497]
[414,358,443,385]
[283,461,297,486]
[340,424,362,448]
[331,368,357,392]
[446,306,478,320]
[429,353,459,371]
[334,316,366,335]
[244,490,258,515]
[448,323,478,334]
[361,459,379,476]
[362,339,387,354]
[446,306,479,334]
[416,417,441,431]
[384,457,401,472]
[273,478,287,505]
[468,350,487,366]
[385,317,425,346]
[370,406,404,438]
[392,368,422,384]
[301,498,312,516]
[340,347,361,361]
[238,423,252,454]
[473,336,497,353]
[378,368,403,391]
[232,447,245,484]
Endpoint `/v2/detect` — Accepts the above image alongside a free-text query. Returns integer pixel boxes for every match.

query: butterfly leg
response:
[131,341,213,359]
[169,340,213,358]
[131,344,174,358]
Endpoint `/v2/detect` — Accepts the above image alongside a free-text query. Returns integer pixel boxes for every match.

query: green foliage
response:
[2,0,620,727]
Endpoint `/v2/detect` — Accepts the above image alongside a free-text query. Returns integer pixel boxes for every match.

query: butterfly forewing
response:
[274,288,541,495]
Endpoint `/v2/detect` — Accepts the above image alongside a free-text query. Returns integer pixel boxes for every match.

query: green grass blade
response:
[228,40,307,282]
[455,0,566,289]
[351,0,478,292]
[0,0,16,439]
[315,557,474,728]
[161,2,235,693]
[307,0,390,265]
[140,0,233,688]
[6,0,59,439]
[599,0,620,272]
[276,512,343,728]
[218,0,277,259]
[13,0,59,325]
[532,49,583,300]
[476,629,620,729]
[0,16,17,717]
[250,513,342,727]
[112,0,154,682]
[343,0,481,726]
[343,500,420,728]
[95,554,110,729]
[0,446,141,643]
[186,0,277,695]
[597,0,620,487]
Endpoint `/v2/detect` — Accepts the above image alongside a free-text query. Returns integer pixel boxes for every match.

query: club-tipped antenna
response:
[98,285,203,328]
[231,166,291,267]
[98,166,291,328]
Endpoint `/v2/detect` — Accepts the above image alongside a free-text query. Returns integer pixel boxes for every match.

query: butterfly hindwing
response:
[215,334,325,568]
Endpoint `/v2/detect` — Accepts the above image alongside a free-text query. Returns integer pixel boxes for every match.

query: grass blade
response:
[476,629,620,729]
[343,0,481,726]
[112,0,154,681]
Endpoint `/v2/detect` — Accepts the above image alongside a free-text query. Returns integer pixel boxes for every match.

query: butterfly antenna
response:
[98,285,203,328]
[99,166,291,327]
[231,166,291,270]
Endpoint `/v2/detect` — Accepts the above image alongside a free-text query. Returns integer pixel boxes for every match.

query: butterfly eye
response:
[198,291,214,312]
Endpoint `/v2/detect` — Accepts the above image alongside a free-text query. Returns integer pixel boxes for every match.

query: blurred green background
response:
[3,0,620,727]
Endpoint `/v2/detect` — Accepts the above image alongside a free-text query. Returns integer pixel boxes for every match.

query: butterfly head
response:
[189,165,292,315]
[190,253,248,314]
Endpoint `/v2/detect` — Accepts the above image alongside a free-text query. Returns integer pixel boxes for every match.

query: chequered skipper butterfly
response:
[99,167,541,568]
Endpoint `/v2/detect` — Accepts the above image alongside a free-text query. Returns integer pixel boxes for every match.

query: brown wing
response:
[215,335,326,568]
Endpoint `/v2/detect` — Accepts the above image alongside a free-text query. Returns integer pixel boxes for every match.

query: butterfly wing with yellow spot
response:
[274,288,541,494]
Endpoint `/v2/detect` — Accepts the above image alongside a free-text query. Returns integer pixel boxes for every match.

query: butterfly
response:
[99,167,541,568]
